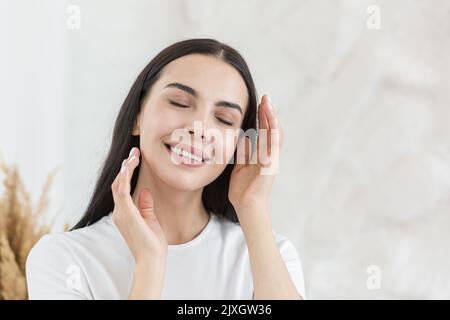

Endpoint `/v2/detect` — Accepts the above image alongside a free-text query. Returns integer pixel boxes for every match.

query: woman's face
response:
[134,53,249,190]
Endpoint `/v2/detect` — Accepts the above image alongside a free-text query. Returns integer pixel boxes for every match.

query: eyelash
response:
[168,100,189,108]
[216,118,233,126]
[168,100,234,127]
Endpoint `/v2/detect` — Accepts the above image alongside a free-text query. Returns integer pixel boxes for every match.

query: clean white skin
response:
[135,53,248,192]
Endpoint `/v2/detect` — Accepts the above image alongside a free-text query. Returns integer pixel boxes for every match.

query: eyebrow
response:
[164,82,243,115]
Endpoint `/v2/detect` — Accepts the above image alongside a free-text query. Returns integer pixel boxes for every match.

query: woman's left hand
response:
[229,94,284,218]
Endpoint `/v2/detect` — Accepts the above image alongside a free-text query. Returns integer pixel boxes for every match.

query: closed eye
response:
[169,99,233,126]
[216,117,233,126]
[168,99,189,108]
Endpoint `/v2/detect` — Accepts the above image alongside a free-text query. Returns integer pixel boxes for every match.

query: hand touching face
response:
[133,54,249,191]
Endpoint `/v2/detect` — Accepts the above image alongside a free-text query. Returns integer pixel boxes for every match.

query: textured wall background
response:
[1,0,449,299]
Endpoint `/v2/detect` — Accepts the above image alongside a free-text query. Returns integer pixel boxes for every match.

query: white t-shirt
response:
[26,212,305,299]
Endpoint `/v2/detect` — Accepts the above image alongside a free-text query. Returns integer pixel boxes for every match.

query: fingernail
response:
[127,155,136,164]
[129,148,135,158]
[267,95,273,109]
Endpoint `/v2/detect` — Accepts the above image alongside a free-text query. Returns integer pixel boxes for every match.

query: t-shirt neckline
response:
[107,211,216,251]
[168,213,215,251]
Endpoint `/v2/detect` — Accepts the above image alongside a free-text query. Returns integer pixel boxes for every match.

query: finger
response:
[264,96,283,158]
[258,95,270,131]
[257,95,272,161]
[236,136,249,165]
[113,147,141,204]
[264,95,279,130]
[122,146,141,175]
[139,188,156,220]
[111,160,126,202]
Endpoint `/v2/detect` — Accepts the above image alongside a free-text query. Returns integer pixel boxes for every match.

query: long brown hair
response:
[72,38,257,230]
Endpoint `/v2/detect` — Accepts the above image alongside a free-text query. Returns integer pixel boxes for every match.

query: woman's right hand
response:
[111,147,168,266]
[111,147,168,299]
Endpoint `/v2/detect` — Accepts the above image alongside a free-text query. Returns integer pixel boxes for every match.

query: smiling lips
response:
[163,142,211,167]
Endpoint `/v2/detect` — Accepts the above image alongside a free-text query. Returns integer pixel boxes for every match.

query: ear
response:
[131,113,141,136]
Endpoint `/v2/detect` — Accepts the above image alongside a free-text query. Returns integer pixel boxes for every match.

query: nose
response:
[185,120,213,143]
[186,128,208,142]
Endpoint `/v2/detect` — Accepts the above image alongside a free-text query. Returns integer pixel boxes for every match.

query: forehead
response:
[155,54,249,109]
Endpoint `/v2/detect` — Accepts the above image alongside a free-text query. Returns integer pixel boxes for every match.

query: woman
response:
[26,38,305,299]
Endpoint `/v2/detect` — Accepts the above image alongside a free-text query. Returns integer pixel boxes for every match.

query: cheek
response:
[150,104,174,126]
[224,139,237,163]
[140,104,181,141]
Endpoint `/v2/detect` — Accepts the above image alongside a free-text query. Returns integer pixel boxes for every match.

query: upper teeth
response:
[171,146,202,162]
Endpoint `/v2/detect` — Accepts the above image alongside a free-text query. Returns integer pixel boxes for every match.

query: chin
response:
[165,173,206,191]
[148,162,211,191]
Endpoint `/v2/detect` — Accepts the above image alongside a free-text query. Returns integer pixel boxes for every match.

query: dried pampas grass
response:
[0,163,63,300]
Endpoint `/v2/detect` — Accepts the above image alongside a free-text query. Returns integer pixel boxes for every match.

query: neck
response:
[131,163,210,245]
